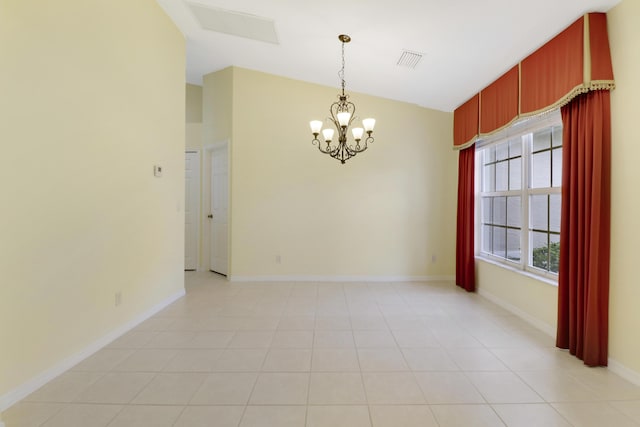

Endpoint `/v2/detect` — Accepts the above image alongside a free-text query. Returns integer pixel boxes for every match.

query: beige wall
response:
[0,0,185,402]
[477,261,558,334]
[608,0,640,376]
[203,68,234,146]
[476,0,640,379]
[228,67,457,279]
[186,83,203,123]
[186,84,203,150]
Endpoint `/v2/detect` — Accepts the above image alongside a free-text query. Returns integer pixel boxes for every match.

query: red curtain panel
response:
[456,145,475,292]
[557,90,611,366]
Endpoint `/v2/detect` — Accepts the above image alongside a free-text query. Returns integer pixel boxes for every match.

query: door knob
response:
[208,214,213,219]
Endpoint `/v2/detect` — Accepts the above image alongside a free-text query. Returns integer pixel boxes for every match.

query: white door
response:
[209,143,228,275]
[185,151,200,270]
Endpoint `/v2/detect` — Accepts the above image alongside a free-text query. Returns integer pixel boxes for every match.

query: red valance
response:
[453,12,615,149]
[453,94,479,149]
[520,17,584,115]
[480,66,519,136]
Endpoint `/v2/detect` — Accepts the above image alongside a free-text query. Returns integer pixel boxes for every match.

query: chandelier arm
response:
[312,137,335,154]
[348,143,367,153]
[348,134,374,153]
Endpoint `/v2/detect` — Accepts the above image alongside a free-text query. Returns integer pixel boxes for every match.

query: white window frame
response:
[475,110,562,283]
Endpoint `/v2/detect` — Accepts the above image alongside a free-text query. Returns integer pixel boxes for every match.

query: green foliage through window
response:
[532,241,560,273]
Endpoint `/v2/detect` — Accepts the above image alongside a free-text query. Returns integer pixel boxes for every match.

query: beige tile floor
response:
[5,271,640,426]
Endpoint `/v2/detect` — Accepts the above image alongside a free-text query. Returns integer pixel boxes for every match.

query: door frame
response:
[203,140,231,275]
[185,149,201,271]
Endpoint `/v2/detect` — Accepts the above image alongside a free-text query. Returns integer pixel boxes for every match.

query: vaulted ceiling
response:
[157,0,621,111]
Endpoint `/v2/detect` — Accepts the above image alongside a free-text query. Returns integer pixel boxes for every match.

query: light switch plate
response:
[154,165,163,177]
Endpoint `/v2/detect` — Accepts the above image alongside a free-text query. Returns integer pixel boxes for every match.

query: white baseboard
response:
[0,289,185,413]
[477,287,556,337]
[478,287,640,386]
[608,357,640,387]
[228,275,455,283]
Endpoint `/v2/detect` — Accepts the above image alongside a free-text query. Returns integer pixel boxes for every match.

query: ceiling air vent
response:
[396,50,423,69]
[187,2,279,45]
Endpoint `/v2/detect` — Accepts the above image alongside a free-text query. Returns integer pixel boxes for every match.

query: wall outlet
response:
[115,291,122,307]
[275,255,281,264]
[431,254,437,263]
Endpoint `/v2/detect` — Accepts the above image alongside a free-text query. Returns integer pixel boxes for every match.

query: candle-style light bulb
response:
[337,112,351,127]
[322,128,334,142]
[363,118,375,133]
[310,120,323,135]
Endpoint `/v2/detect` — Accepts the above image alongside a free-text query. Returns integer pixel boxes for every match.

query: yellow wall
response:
[608,0,640,376]
[0,0,185,401]
[186,84,203,150]
[477,261,558,334]
[228,67,457,279]
[476,0,640,378]
[186,123,203,151]
[203,68,233,145]
[186,83,203,123]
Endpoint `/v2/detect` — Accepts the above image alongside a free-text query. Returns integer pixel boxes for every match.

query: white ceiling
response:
[156,0,621,112]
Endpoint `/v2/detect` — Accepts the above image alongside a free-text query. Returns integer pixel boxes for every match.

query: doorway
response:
[184,151,200,271]
[206,141,229,276]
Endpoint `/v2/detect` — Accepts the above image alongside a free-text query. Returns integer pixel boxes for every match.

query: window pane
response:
[493,197,506,226]
[496,161,508,191]
[477,119,563,275]
[493,226,506,258]
[496,142,509,161]
[483,164,495,192]
[533,128,551,151]
[550,194,561,232]
[509,158,521,190]
[482,197,492,224]
[507,228,521,261]
[484,146,496,164]
[509,138,522,157]
[552,147,562,187]
[531,231,549,270]
[531,151,551,188]
[552,125,563,147]
[530,194,548,230]
[507,196,521,227]
[549,234,560,273]
[482,225,492,253]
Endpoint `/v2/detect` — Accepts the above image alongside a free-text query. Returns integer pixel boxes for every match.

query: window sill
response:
[475,255,558,287]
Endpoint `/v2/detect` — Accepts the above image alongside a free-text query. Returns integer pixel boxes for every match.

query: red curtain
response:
[557,90,611,366]
[456,145,475,292]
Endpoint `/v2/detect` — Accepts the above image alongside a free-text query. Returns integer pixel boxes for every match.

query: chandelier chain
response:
[339,40,346,97]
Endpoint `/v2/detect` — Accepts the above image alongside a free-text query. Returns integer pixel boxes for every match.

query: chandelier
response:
[309,34,375,164]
